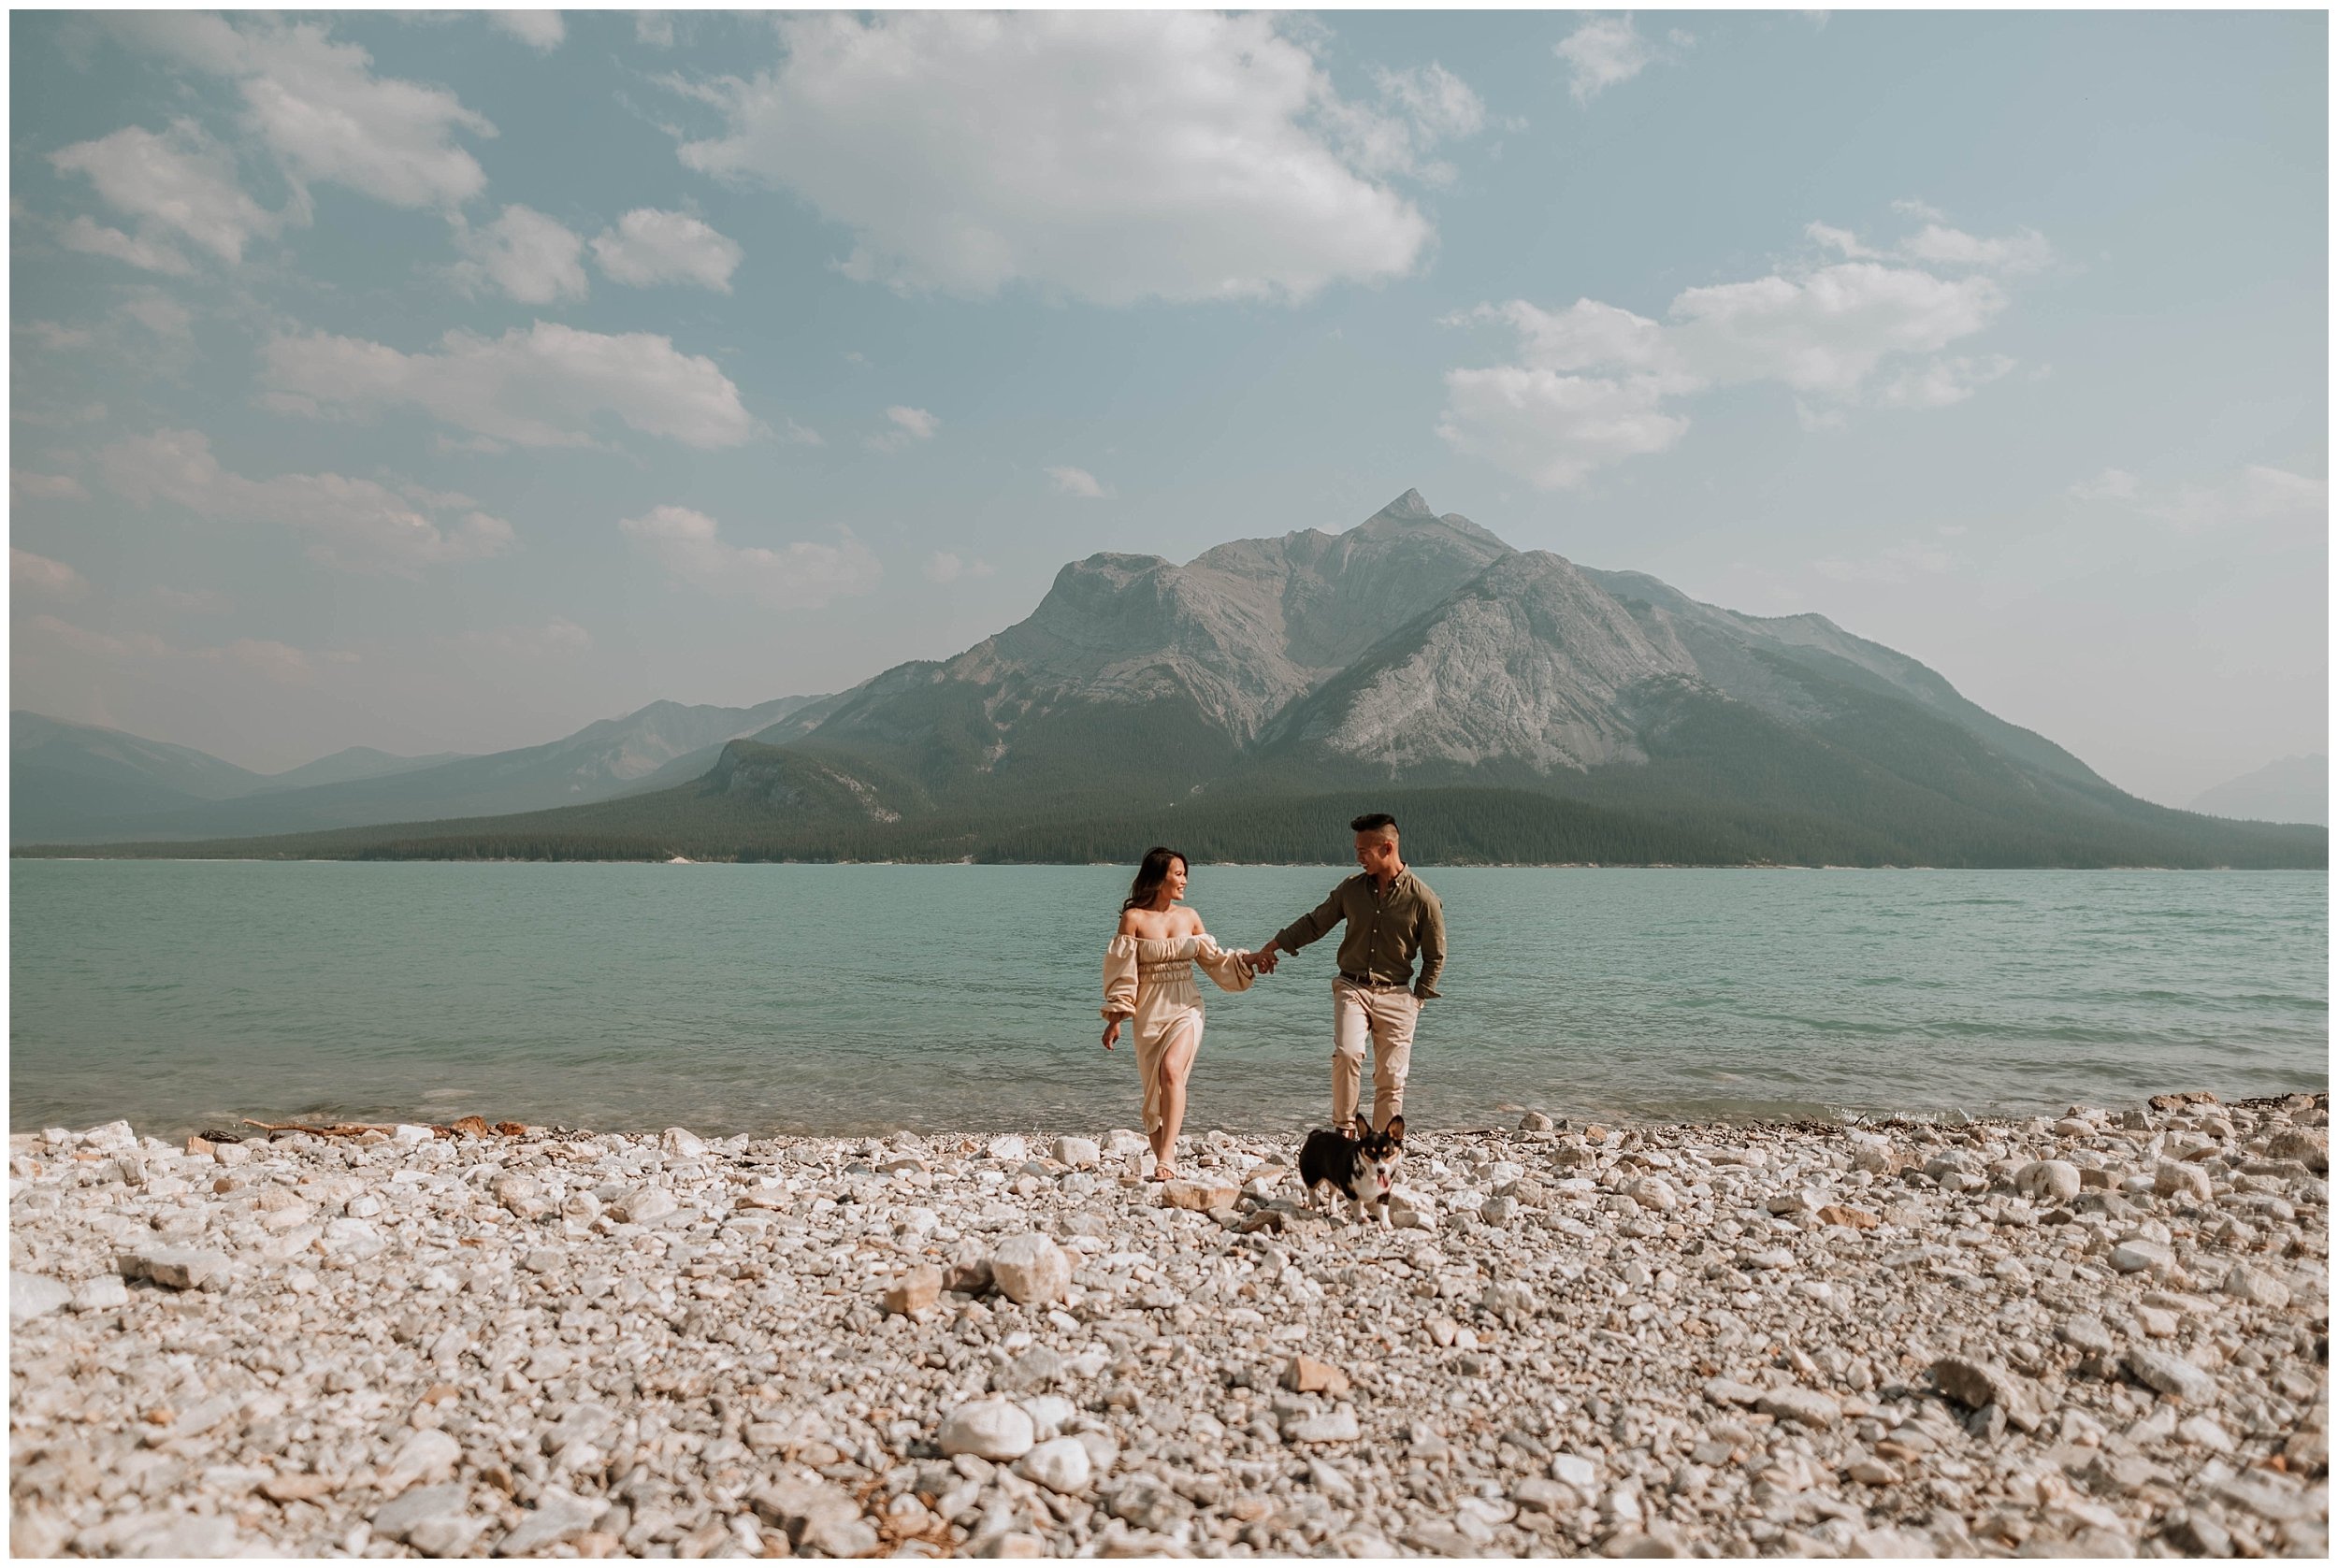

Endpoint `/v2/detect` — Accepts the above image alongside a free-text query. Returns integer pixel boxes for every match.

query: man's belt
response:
[1339,972,1411,991]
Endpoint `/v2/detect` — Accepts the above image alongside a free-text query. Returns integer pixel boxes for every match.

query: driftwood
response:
[235,1115,526,1141]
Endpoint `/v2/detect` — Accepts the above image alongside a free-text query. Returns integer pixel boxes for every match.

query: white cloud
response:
[20,613,354,686]
[454,205,589,304]
[1891,197,1948,224]
[620,506,882,611]
[1804,221,1876,260]
[17,322,95,352]
[120,292,195,340]
[56,214,194,275]
[1373,63,1487,140]
[120,13,496,211]
[99,428,516,574]
[778,417,825,448]
[1436,367,1688,490]
[1554,17,1655,104]
[1439,213,2040,488]
[150,586,232,614]
[49,120,280,266]
[1321,62,1489,185]
[12,548,87,597]
[865,405,939,452]
[636,12,675,48]
[2071,464,2328,534]
[260,321,754,450]
[1878,352,2017,410]
[671,11,1439,304]
[591,209,743,292]
[1899,223,2054,276]
[923,552,997,584]
[451,618,591,659]
[2068,468,2142,504]
[490,12,566,51]
[14,400,110,429]
[12,470,91,502]
[1044,466,1111,499]
[1665,263,2004,396]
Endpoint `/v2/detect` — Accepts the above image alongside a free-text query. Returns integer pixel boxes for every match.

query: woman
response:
[1102,846,1257,1182]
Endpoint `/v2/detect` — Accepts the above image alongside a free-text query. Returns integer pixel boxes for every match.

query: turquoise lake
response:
[8,862,2327,1138]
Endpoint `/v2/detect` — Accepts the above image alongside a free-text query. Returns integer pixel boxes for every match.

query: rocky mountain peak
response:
[1378,487,1437,521]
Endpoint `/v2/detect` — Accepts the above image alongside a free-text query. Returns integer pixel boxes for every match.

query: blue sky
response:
[9,8,2326,806]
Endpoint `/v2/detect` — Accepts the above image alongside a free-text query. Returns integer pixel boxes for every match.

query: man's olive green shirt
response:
[1274,868,1446,999]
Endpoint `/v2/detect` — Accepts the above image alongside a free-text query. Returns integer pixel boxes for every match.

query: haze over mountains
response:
[12,698,828,844]
[2189,755,2329,827]
[15,493,2325,867]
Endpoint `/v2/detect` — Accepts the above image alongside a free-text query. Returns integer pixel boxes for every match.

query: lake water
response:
[8,863,2327,1140]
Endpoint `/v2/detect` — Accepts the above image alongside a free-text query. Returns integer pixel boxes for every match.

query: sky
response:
[8,8,2326,808]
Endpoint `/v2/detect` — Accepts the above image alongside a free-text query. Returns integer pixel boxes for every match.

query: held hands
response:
[1248,940,1280,975]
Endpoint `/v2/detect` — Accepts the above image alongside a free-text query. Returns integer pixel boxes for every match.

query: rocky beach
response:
[7,1092,2328,1559]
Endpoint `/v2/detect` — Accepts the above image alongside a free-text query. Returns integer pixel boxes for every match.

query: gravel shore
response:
[8,1092,2329,1559]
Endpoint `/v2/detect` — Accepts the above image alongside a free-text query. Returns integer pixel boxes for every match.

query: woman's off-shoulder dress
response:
[1101,933,1255,1137]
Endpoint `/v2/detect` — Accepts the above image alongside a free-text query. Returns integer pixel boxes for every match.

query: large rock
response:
[2109,1238,2176,1274]
[1017,1436,1094,1494]
[495,1489,604,1557]
[2126,1348,2219,1404]
[2266,1127,2328,1173]
[2059,1315,2117,1357]
[608,1186,676,1225]
[2013,1160,2082,1203]
[1160,1179,1238,1214]
[370,1482,474,1546]
[116,1247,230,1290]
[492,1172,547,1219]
[1929,1356,2042,1431]
[939,1399,1037,1460]
[884,1265,942,1316]
[989,1233,1070,1305]
[752,1477,877,1558]
[1756,1388,1841,1429]
[1287,1411,1361,1444]
[9,1272,71,1321]
[2153,1161,2213,1202]
[1052,1136,1101,1170]
[1283,1356,1351,1396]
[2222,1264,2291,1309]
[378,1429,462,1497]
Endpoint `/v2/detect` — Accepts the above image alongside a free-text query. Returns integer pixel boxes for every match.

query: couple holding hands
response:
[1099,813,1446,1182]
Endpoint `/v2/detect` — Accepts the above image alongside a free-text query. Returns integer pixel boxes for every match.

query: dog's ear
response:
[1386,1115,1405,1144]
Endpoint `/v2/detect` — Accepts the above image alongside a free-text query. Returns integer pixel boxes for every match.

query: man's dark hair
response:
[1350,813,1399,836]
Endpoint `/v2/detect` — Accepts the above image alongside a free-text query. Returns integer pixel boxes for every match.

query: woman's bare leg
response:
[1150,1019,1202,1181]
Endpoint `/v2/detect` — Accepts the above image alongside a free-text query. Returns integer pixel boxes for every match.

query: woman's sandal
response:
[1149,1163,1177,1183]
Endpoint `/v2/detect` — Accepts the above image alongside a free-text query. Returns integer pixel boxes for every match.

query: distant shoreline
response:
[12,854,2330,872]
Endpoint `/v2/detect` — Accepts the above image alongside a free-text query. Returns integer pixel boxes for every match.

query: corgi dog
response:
[1298,1116,1406,1225]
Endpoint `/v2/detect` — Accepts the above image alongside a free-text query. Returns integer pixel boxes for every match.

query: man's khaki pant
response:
[1332,978,1417,1133]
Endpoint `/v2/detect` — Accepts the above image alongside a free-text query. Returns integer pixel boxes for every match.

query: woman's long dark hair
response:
[1122,846,1188,913]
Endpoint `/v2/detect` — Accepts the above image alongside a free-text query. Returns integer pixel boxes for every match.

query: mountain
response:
[13,697,829,843]
[249,746,470,794]
[11,712,269,841]
[2190,755,2328,826]
[23,493,2323,868]
[788,490,1511,811]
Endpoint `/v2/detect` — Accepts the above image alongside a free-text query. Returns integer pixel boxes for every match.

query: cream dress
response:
[1102,933,1255,1137]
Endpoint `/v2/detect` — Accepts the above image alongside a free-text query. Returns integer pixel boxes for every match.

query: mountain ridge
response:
[16,491,2324,868]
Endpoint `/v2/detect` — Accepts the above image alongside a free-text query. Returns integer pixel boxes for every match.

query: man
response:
[1252,813,1445,1136]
